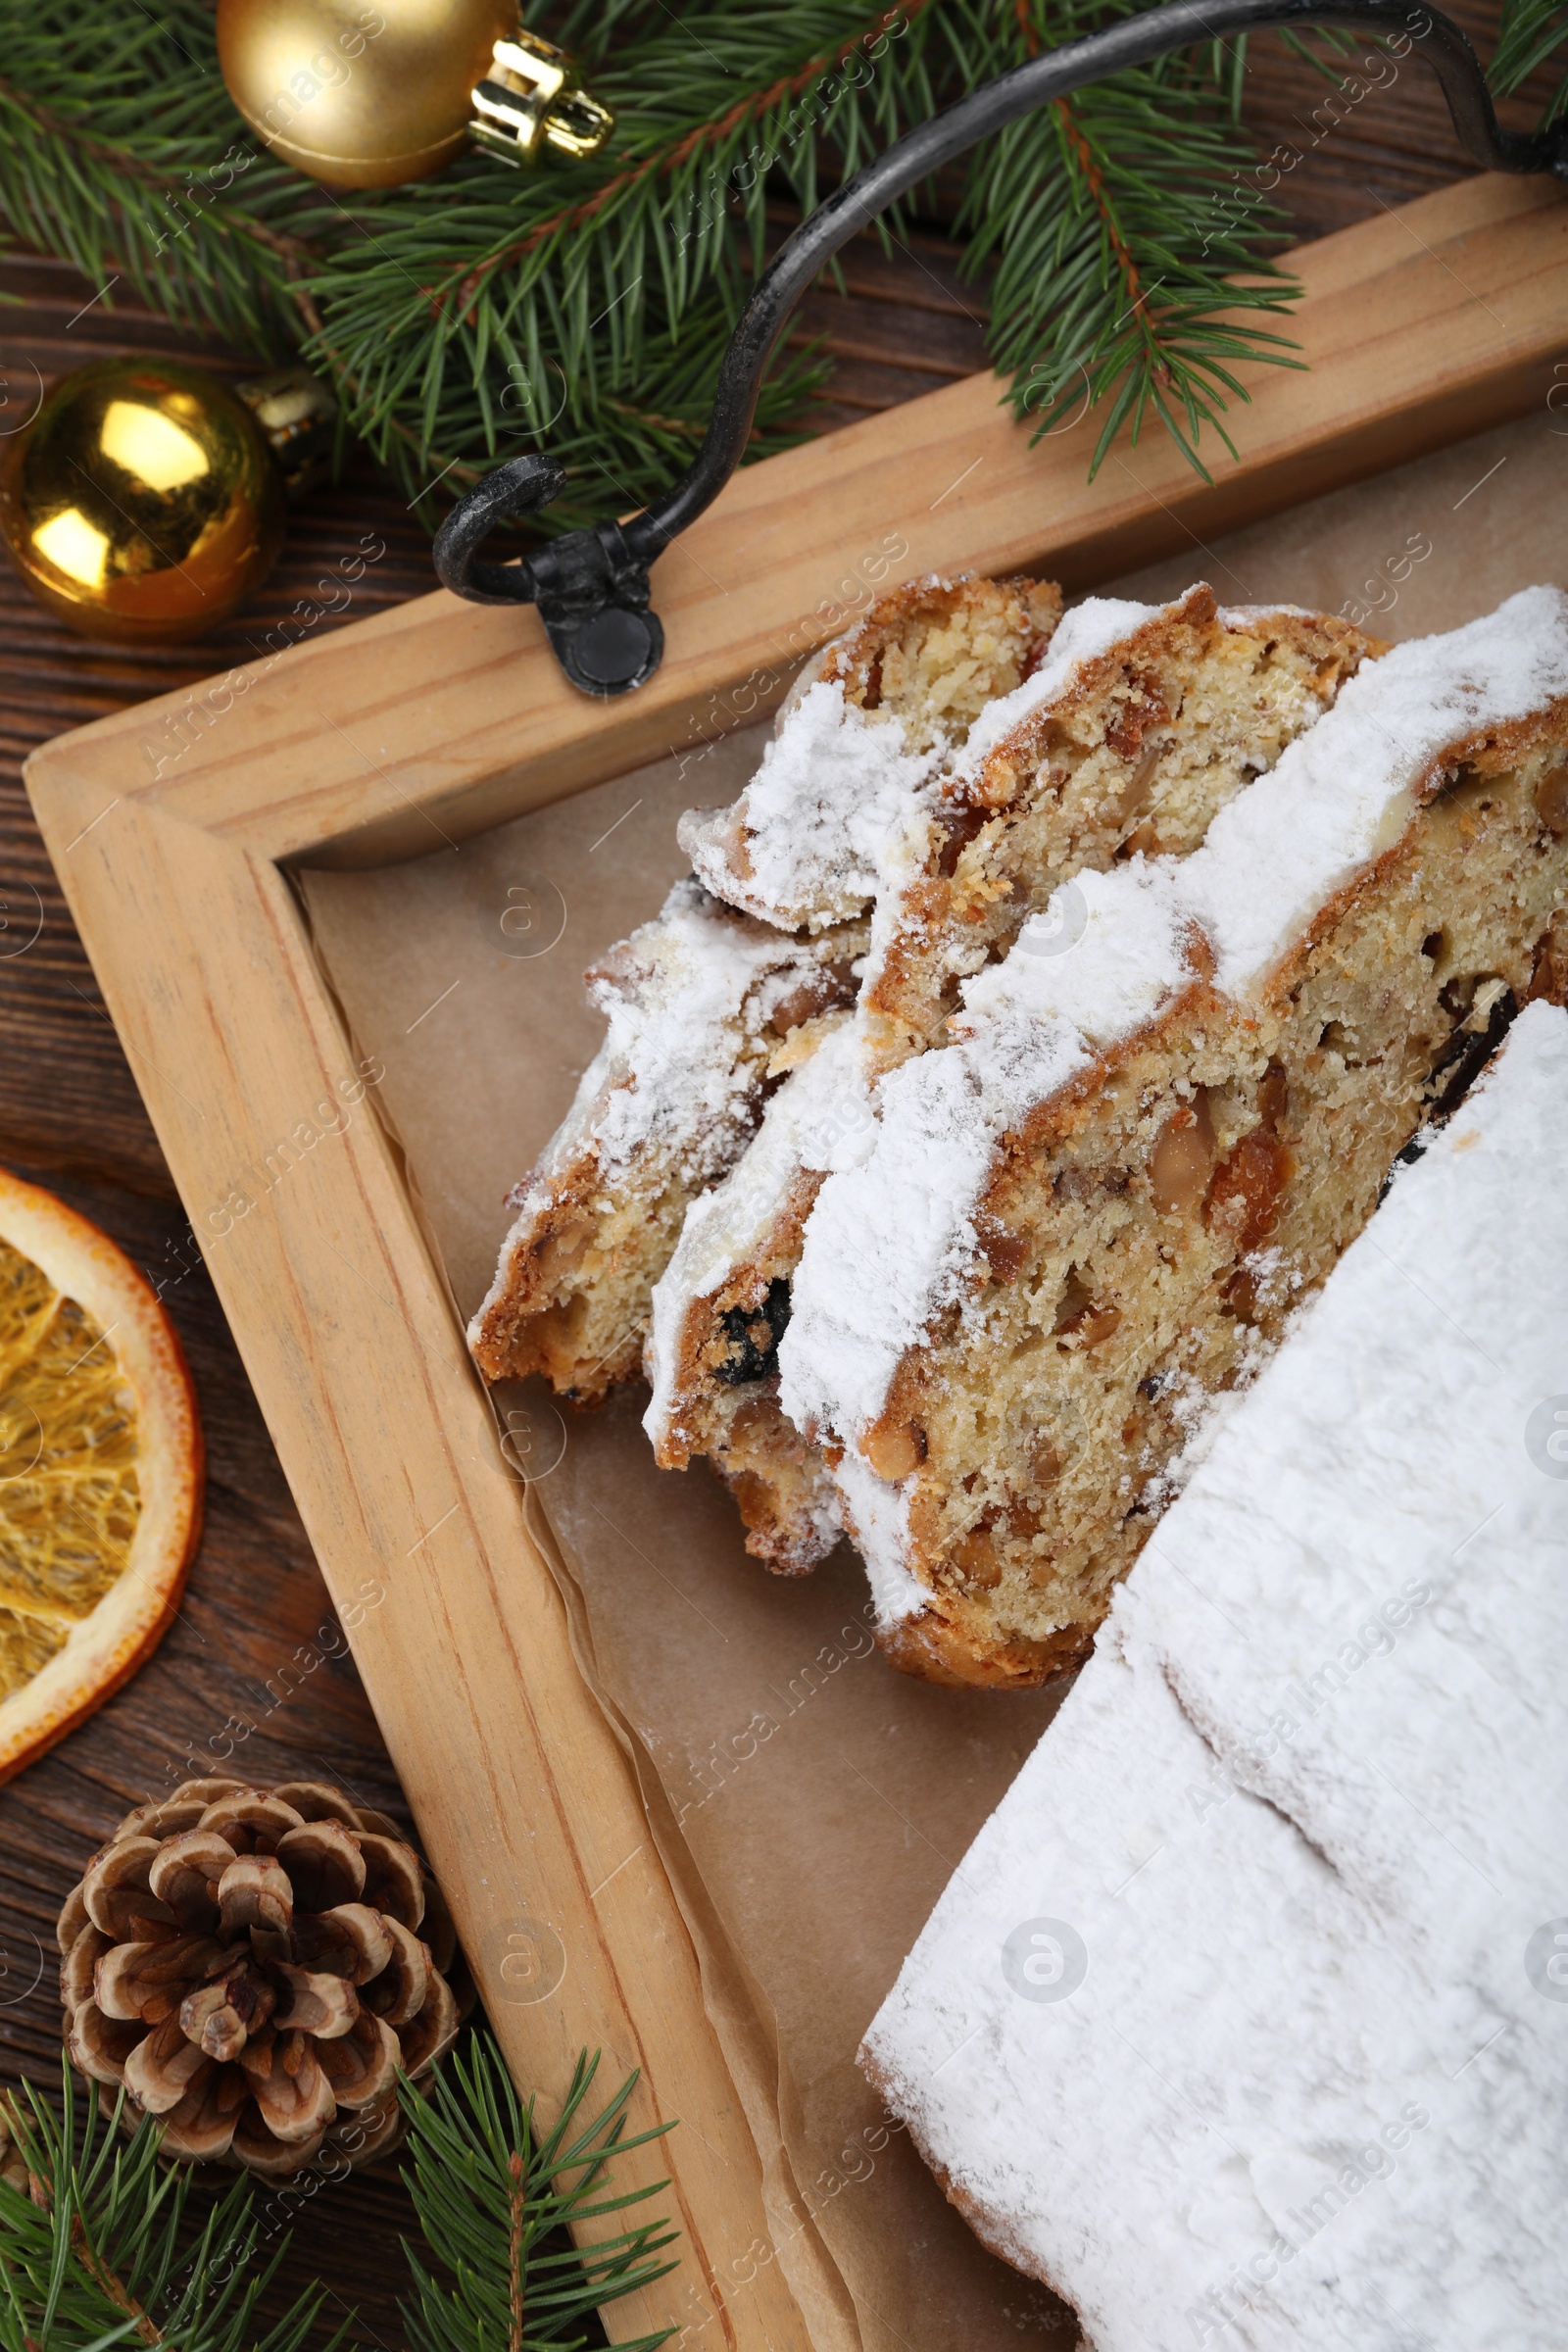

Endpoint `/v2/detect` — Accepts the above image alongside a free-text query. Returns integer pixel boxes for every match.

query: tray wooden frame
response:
[25,172,1568,2352]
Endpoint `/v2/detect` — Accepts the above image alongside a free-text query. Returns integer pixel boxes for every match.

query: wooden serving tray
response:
[25,172,1568,2351]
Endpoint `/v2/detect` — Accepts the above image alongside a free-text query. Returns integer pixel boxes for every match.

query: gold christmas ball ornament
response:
[216,0,612,189]
[0,357,285,646]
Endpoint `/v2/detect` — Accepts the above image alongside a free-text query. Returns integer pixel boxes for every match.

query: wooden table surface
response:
[0,14,1535,2339]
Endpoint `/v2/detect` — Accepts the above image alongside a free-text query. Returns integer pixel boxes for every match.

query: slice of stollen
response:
[679,571,1063,933]
[644,1017,863,1570]
[858,582,1379,1076]
[645,590,1382,1573]
[780,585,1568,1684]
[467,880,865,1396]
[860,1001,1568,2349]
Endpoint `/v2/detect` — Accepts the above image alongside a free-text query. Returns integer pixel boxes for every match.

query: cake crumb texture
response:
[680,571,1064,931]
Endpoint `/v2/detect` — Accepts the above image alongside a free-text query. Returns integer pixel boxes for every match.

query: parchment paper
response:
[300,404,1566,2352]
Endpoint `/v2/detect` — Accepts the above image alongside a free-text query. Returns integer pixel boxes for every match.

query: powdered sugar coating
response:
[1122,1012,1568,1958]
[952,597,1159,779]
[643,1018,868,1452]
[778,861,1196,1451]
[542,879,847,1190]
[862,1004,1568,2349]
[1192,584,1568,992]
[831,1448,925,1624]
[958,858,1197,1043]
[777,1013,1077,1453]
[679,592,1177,935]
[680,678,939,932]
[780,586,1568,1458]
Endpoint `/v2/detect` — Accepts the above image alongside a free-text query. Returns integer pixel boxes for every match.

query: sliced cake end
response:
[468,881,864,1396]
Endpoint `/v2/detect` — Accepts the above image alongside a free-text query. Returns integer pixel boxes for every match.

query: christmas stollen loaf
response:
[469,572,1062,1397]
[644,590,1382,1572]
[780,586,1568,1684]
[860,1001,1568,2348]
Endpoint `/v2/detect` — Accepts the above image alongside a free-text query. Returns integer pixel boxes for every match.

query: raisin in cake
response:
[680,571,1063,932]
[644,593,1380,1573]
[644,1017,861,1571]
[780,586,1568,1684]
[467,880,865,1395]
[861,1002,1568,2349]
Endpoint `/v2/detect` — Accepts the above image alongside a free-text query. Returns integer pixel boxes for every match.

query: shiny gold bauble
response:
[217,0,517,189]
[0,358,285,646]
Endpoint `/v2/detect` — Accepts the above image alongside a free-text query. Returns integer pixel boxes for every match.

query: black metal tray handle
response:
[432,0,1567,697]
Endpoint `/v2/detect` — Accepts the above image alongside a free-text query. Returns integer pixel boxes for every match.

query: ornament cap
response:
[235,366,339,499]
[469,29,613,166]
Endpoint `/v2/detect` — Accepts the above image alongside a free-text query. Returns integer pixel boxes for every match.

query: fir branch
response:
[958,22,1301,478]
[0,2073,335,2352]
[395,2036,678,2352]
[434,0,942,300]
[0,0,1444,521]
[1491,0,1568,116]
[1,2033,680,2352]
[0,3,322,356]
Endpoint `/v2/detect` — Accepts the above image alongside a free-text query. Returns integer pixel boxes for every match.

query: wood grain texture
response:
[0,1162,426,2350]
[0,43,1550,2331]
[25,823,826,2348]
[20,169,1561,2350]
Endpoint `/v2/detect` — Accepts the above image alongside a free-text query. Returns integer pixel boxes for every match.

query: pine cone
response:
[58,1779,464,2177]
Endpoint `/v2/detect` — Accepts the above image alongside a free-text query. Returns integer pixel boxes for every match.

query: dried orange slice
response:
[0,1167,202,1782]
